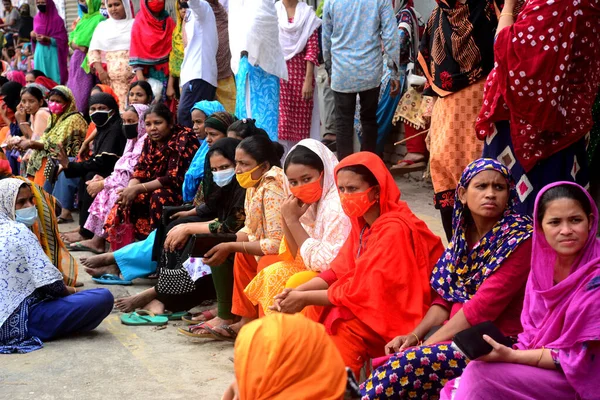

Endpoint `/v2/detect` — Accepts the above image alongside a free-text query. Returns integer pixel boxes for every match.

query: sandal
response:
[158,311,190,321]
[92,273,133,285]
[182,309,217,325]
[204,324,238,342]
[120,310,169,326]
[177,322,216,338]
[390,158,427,174]
[57,216,74,224]
[66,242,103,254]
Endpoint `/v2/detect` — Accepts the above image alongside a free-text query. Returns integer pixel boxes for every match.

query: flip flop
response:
[120,310,169,326]
[57,216,74,224]
[158,311,190,321]
[92,273,133,286]
[182,309,217,325]
[390,159,427,174]
[177,322,216,338]
[204,324,238,343]
[66,242,103,254]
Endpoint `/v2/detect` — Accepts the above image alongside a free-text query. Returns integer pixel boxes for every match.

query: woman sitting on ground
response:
[361,159,534,399]
[58,93,127,247]
[441,183,600,400]
[222,313,357,400]
[114,138,246,316]
[201,135,286,341]
[0,159,79,286]
[104,103,199,243]
[75,104,149,256]
[226,118,269,141]
[0,178,113,354]
[17,86,87,223]
[14,86,50,173]
[272,152,444,378]
[244,139,351,313]
[127,80,154,106]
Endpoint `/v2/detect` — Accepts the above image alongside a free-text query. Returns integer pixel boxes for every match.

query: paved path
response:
[1,176,443,400]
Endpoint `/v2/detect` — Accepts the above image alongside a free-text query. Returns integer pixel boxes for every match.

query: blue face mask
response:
[15,206,38,227]
[212,168,236,187]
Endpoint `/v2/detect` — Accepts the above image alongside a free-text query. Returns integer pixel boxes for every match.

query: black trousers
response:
[333,86,380,160]
[177,79,217,129]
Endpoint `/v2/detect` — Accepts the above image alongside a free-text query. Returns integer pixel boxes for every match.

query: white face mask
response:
[15,205,37,227]
[212,168,236,187]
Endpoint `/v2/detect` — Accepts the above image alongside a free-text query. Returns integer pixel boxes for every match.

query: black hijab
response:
[89,93,126,157]
[1,81,23,112]
[203,137,246,222]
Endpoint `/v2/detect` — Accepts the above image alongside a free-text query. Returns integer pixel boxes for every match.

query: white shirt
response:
[180,0,219,88]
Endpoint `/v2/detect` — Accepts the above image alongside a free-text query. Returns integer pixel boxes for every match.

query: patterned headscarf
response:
[430,158,533,303]
[204,111,236,134]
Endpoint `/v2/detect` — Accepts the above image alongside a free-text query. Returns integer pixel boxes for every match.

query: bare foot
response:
[189,308,218,323]
[77,237,106,254]
[401,152,426,163]
[115,287,157,313]
[62,231,87,244]
[143,299,165,315]
[81,252,116,268]
[211,317,253,338]
[84,264,120,278]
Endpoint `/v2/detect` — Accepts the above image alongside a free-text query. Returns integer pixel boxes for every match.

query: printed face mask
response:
[236,164,264,189]
[290,173,323,204]
[48,101,66,115]
[122,123,138,140]
[100,7,109,17]
[339,186,377,217]
[90,110,113,127]
[213,168,236,187]
[15,206,38,227]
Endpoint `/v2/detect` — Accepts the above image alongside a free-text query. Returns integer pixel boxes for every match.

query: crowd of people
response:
[0,0,599,399]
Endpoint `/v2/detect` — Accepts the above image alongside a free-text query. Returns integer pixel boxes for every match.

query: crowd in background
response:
[0,0,599,399]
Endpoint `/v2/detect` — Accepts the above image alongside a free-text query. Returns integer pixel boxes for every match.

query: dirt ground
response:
[0,175,444,400]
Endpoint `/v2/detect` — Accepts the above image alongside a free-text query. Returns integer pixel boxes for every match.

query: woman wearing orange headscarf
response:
[222,313,349,400]
[273,152,444,378]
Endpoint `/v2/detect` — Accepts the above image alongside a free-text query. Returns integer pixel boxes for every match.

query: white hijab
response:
[0,179,63,327]
[229,0,288,80]
[89,0,134,53]
[275,1,321,60]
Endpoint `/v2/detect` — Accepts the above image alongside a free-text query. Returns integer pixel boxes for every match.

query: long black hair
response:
[284,145,324,173]
[129,81,154,104]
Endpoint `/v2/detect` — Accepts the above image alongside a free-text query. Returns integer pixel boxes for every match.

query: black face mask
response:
[37,4,46,12]
[90,110,112,127]
[122,123,138,140]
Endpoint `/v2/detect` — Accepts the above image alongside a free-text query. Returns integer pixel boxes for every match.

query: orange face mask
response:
[339,186,377,217]
[289,173,323,204]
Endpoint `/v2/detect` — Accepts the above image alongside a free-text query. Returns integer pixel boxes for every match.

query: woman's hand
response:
[55,145,69,169]
[164,224,191,252]
[302,78,313,101]
[170,208,196,220]
[97,68,110,85]
[15,104,26,124]
[78,140,91,160]
[202,242,233,267]
[270,288,293,312]
[275,290,306,314]
[166,82,176,100]
[281,194,310,224]
[6,136,22,150]
[477,335,517,363]
[86,179,105,197]
[385,334,419,355]
[116,186,141,208]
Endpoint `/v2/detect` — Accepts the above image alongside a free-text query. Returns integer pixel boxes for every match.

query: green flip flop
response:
[120,310,169,326]
[158,311,190,321]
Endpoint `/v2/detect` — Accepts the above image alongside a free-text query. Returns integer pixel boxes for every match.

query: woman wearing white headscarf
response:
[245,139,351,314]
[0,178,113,354]
[229,0,288,141]
[88,0,135,110]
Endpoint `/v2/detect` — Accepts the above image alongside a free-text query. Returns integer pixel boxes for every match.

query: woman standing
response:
[105,103,199,241]
[88,0,134,112]
[419,0,500,240]
[361,159,533,399]
[31,0,69,85]
[441,183,600,400]
[229,0,288,141]
[477,0,600,215]
[275,0,321,150]
[129,0,175,101]
[208,0,236,114]
[67,0,105,114]
[166,1,186,103]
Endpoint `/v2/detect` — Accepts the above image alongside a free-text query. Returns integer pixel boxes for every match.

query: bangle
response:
[500,11,514,18]
[242,242,247,254]
[536,346,545,365]
[19,122,30,126]
[411,333,421,345]
[141,183,148,193]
